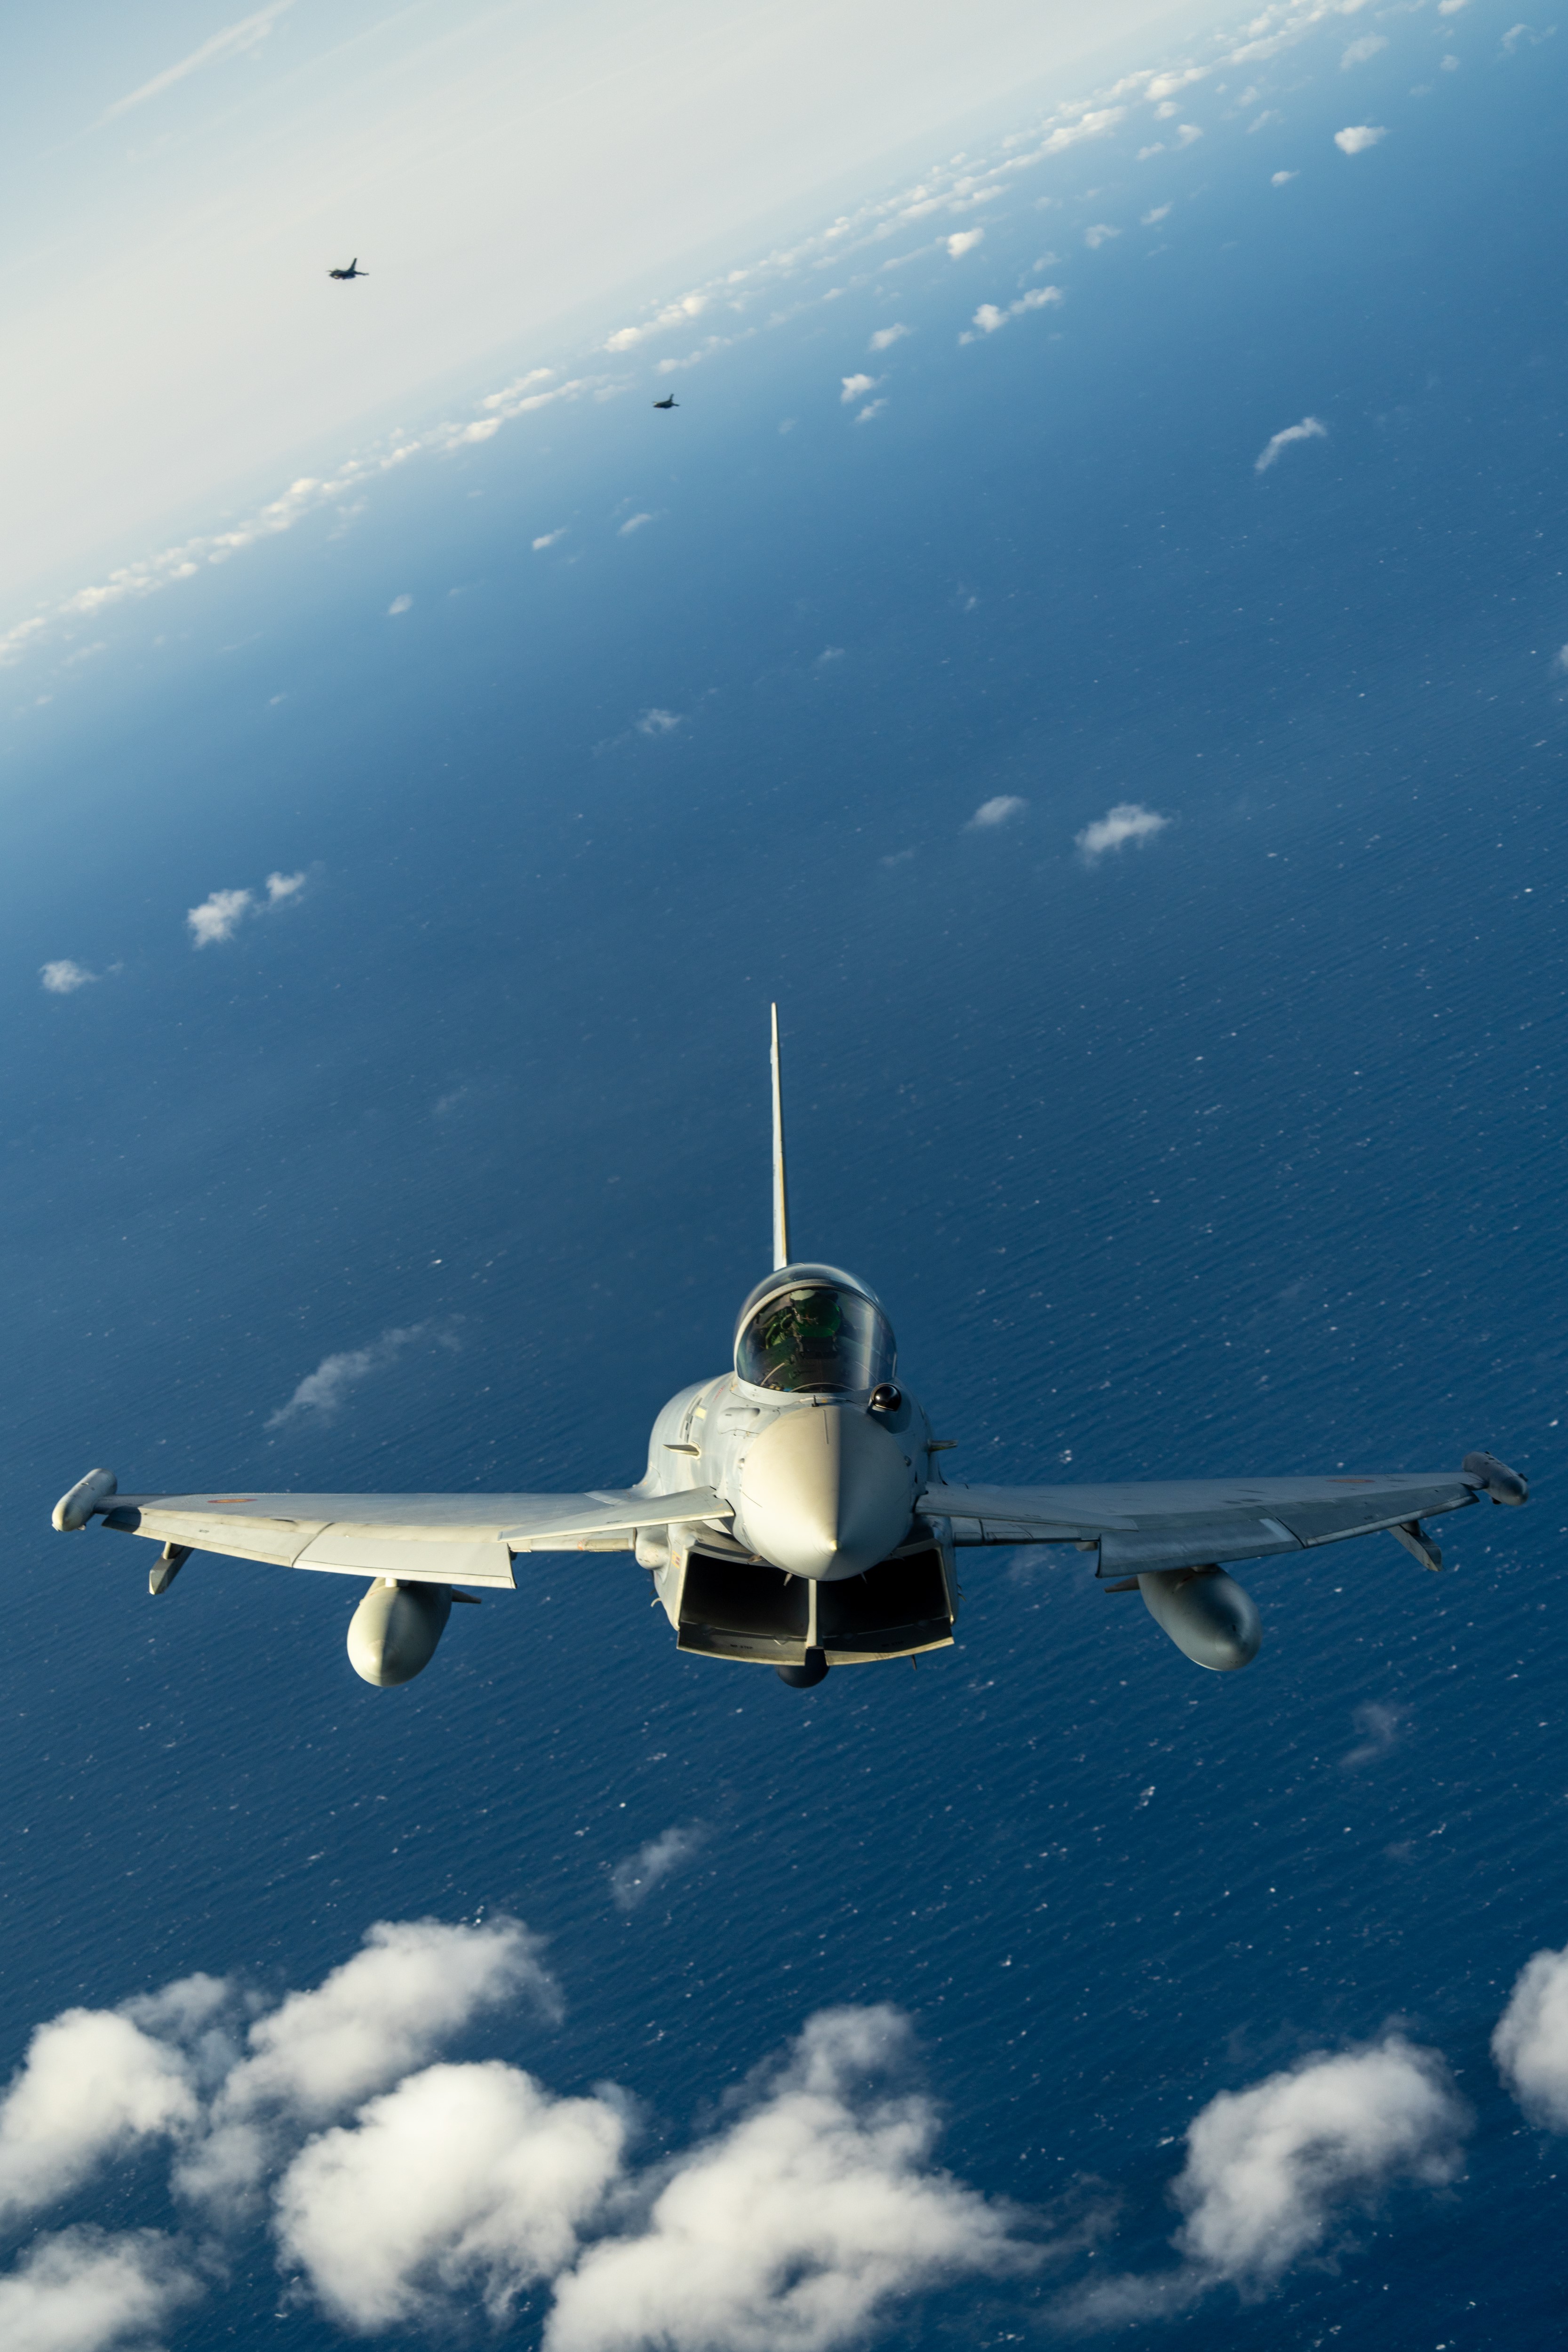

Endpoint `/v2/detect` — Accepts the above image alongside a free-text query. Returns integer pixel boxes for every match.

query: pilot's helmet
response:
[734,1263,897,1396]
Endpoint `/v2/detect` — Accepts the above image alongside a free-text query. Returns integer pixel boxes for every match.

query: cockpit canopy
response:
[734,1264,897,1396]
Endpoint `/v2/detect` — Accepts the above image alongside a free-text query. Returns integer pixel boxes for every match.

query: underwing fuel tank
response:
[1138,1566,1262,1672]
[347,1578,452,1686]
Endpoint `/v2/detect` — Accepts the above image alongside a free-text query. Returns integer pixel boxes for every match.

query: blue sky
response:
[0,0,1214,605]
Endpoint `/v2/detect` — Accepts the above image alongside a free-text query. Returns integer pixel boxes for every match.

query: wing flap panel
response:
[293,1532,517,1587]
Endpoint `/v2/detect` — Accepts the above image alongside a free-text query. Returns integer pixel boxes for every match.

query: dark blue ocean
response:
[4,10,1567,2344]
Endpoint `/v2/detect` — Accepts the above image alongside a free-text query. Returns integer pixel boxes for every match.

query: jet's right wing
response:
[52,1474,730,1589]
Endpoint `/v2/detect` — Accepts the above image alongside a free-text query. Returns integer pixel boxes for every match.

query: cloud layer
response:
[1493,1943,1568,2128]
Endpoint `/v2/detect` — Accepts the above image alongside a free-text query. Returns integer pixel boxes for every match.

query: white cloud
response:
[1334,123,1387,153]
[1072,2038,1466,2322]
[618,512,656,536]
[815,646,845,666]
[179,1918,555,2212]
[1438,0,1469,11]
[1039,104,1126,152]
[967,795,1027,829]
[1494,1945,1568,2128]
[1555,645,1568,671]
[0,2227,202,2352]
[963,286,1062,339]
[1084,222,1121,248]
[387,594,413,616]
[868,324,909,351]
[545,2007,1038,2352]
[1254,414,1327,471]
[1271,169,1298,185]
[610,1825,709,1912]
[40,960,96,994]
[1141,203,1172,225]
[604,294,709,353]
[1172,2038,1465,2289]
[0,2009,201,2225]
[100,0,294,123]
[840,373,880,403]
[635,708,683,736]
[1440,50,1461,69]
[277,2062,628,2331]
[947,229,985,258]
[263,1322,458,1428]
[1341,1701,1405,1767]
[1342,33,1388,65]
[1076,802,1169,859]
[854,399,887,424]
[265,870,305,906]
[533,528,569,550]
[186,887,253,946]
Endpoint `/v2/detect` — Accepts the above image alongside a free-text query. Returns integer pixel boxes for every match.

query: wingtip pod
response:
[1463,1450,1529,1506]
[52,1469,117,1532]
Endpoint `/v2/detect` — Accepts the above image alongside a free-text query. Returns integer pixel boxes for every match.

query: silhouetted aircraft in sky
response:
[328,259,368,280]
[653,395,678,409]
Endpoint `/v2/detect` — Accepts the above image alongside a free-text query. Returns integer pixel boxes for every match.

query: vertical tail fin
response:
[770,1004,790,1271]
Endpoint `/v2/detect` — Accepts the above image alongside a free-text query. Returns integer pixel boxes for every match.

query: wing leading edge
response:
[922,1470,1491,1573]
[56,1483,729,1589]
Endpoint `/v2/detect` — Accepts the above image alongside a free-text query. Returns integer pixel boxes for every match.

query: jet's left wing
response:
[921,1458,1524,1575]
[51,1475,729,1589]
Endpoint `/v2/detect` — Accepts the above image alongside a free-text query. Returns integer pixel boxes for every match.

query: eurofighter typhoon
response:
[53,1013,1528,1692]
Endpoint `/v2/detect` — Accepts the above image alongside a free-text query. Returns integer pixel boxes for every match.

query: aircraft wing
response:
[921,1470,1488,1573]
[59,1484,728,1589]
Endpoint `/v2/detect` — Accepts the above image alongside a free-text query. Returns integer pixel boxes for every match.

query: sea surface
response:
[3,10,1568,2343]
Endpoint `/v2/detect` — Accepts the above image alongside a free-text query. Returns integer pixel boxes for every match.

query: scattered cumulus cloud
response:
[1341,1701,1406,1768]
[100,0,294,122]
[868,324,909,351]
[1438,0,1469,11]
[854,399,887,424]
[840,373,881,404]
[264,1322,459,1430]
[1501,21,1553,48]
[1494,1945,1568,2128]
[618,512,656,536]
[0,2226,203,2352]
[1069,2037,1467,2323]
[635,708,683,736]
[1084,222,1121,248]
[0,2004,205,2225]
[178,1920,553,2216]
[1271,169,1298,185]
[967,795,1027,830]
[187,870,307,946]
[278,2064,627,2331]
[387,594,413,617]
[545,2007,1040,2352]
[1342,33,1388,65]
[187,888,253,947]
[603,294,708,353]
[609,1825,710,1912]
[815,647,845,667]
[1255,414,1327,471]
[1076,803,1169,860]
[0,1929,1041,2352]
[1334,123,1387,153]
[962,286,1062,340]
[946,229,984,258]
[1141,203,1172,225]
[40,960,97,994]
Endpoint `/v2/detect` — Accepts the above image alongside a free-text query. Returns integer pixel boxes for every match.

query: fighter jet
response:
[328,259,368,280]
[653,395,678,410]
[52,1010,1528,1693]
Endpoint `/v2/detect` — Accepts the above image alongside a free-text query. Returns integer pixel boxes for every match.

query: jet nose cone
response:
[739,1406,915,1580]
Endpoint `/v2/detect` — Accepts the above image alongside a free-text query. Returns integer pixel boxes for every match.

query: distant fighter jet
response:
[653,395,678,409]
[328,259,368,280]
[52,1012,1528,1694]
